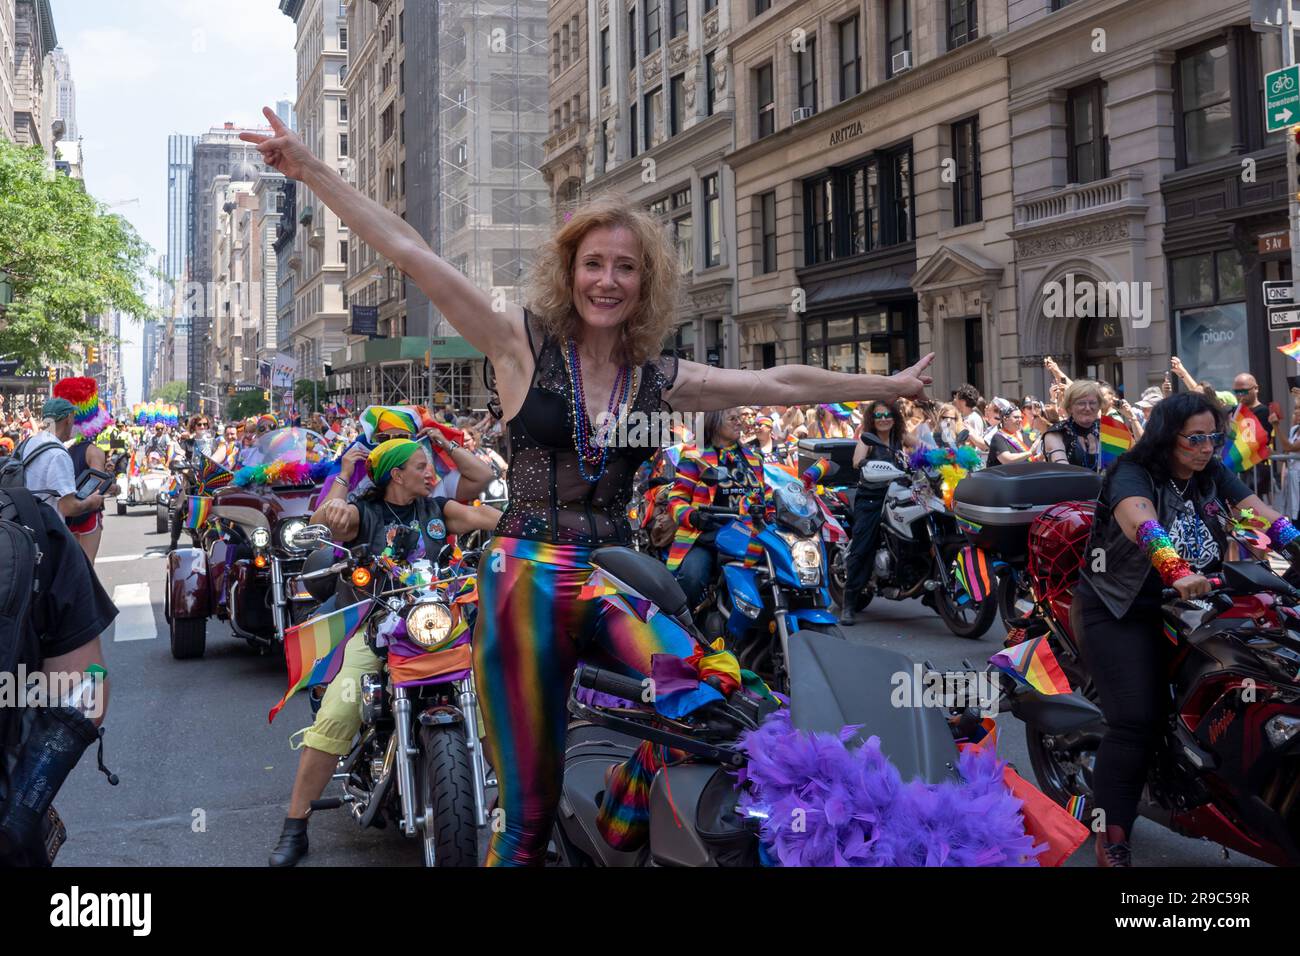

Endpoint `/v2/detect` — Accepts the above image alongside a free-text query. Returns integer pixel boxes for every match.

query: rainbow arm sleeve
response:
[1268,516,1300,550]
[1136,519,1194,586]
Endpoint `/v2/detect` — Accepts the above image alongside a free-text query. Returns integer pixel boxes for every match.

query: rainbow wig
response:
[52,376,112,440]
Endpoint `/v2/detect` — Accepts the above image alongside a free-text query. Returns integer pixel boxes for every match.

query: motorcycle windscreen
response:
[787,629,959,786]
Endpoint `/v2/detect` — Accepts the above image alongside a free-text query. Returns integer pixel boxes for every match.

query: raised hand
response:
[890,352,935,401]
[239,106,314,182]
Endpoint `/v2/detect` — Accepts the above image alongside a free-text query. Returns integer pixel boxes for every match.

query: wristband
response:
[1269,516,1300,550]
[1136,519,1193,586]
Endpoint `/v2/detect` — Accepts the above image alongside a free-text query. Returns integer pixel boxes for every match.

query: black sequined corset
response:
[486,311,678,546]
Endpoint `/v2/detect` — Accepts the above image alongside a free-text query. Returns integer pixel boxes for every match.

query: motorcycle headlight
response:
[406,602,454,649]
[778,532,822,586]
[251,527,271,549]
[279,519,307,552]
[487,479,507,499]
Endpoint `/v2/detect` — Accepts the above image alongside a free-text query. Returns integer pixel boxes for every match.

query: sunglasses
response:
[1178,432,1225,449]
[874,412,893,420]
[1232,388,1253,396]
[941,416,958,422]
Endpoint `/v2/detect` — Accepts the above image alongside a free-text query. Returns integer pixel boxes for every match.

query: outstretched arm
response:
[240,107,525,364]
[666,354,934,413]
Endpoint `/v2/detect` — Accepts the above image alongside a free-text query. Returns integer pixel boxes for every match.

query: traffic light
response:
[86,345,99,365]
[263,390,271,402]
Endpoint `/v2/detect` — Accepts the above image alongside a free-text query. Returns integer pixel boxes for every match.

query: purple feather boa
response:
[734,710,1044,867]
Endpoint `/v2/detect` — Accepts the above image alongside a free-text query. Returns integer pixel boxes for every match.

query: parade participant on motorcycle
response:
[1041,379,1106,472]
[49,378,119,564]
[752,414,793,466]
[243,106,932,866]
[166,415,217,553]
[1075,391,1300,866]
[985,398,1036,467]
[211,424,241,467]
[839,400,918,625]
[665,409,767,611]
[141,422,175,461]
[268,438,491,867]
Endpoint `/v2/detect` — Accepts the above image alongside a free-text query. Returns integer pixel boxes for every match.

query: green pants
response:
[301,637,381,756]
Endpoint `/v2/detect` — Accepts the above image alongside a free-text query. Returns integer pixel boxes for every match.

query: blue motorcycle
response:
[697,470,845,693]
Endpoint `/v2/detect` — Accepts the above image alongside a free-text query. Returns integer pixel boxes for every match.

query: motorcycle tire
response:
[170,616,206,660]
[796,621,848,641]
[935,543,998,640]
[828,547,872,612]
[1024,723,1101,808]
[155,506,169,536]
[116,500,127,517]
[417,724,478,867]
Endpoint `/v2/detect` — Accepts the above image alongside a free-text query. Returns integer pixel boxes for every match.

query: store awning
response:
[329,335,484,372]
[804,269,915,307]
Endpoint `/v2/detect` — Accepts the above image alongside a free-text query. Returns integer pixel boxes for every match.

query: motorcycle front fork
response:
[270,555,287,640]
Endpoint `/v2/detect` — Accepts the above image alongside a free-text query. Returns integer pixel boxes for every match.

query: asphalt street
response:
[53,507,1264,868]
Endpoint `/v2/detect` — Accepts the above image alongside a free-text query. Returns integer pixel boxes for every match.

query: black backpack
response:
[0,488,49,747]
[0,435,68,495]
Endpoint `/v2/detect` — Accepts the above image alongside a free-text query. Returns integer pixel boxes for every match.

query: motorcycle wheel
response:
[155,505,169,535]
[796,621,848,641]
[1025,723,1100,807]
[934,542,998,640]
[116,499,127,516]
[828,546,873,612]
[417,724,478,867]
[170,616,206,660]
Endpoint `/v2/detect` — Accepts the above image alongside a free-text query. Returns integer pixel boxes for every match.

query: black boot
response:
[268,816,309,867]
[838,590,858,626]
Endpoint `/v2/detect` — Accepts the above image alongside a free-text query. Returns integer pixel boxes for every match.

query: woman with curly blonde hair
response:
[243,108,933,866]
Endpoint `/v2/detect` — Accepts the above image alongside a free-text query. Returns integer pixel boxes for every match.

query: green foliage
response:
[0,140,153,370]
[227,390,269,420]
[153,380,188,405]
[294,378,326,412]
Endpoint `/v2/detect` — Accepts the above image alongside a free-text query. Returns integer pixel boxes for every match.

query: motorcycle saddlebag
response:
[952,463,1101,563]
[796,439,857,489]
[694,767,760,867]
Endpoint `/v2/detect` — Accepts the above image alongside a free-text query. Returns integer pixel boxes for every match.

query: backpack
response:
[0,435,67,495]
[0,488,49,748]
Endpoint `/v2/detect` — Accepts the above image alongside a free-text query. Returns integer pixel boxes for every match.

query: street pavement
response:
[54,507,1264,867]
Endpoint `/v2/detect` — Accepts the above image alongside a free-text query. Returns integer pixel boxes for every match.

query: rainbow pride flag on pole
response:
[1280,339,1300,363]
[1098,415,1133,468]
[989,636,1072,696]
[183,495,213,530]
[1222,402,1271,473]
[269,600,374,722]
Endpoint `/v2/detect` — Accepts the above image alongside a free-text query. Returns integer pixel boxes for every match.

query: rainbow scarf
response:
[1222,403,1270,473]
[184,495,213,530]
[1098,415,1133,468]
[233,457,334,488]
[665,444,766,571]
[989,637,1072,696]
[595,740,680,851]
[269,599,374,722]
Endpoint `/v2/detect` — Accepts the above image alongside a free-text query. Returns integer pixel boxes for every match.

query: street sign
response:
[1266,64,1300,132]
[1265,280,1295,305]
[1261,231,1291,253]
[1269,304,1300,330]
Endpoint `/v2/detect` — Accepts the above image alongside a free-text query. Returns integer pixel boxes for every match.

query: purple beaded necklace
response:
[564,338,631,483]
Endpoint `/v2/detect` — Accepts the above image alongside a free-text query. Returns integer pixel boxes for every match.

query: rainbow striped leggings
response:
[473,537,699,866]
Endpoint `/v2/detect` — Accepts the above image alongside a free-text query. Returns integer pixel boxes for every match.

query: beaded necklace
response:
[563,338,633,483]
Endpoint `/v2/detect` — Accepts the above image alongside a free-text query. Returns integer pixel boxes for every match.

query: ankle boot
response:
[1095,824,1131,867]
[838,591,858,625]
[268,816,309,867]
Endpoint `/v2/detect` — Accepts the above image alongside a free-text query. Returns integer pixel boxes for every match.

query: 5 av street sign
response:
[1267,64,1300,132]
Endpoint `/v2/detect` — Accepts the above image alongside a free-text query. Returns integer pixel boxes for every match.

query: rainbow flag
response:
[195,454,234,495]
[952,546,995,604]
[989,636,1072,696]
[1065,795,1087,822]
[268,600,374,722]
[1222,403,1270,473]
[1278,340,1300,363]
[1098,415,1133,468]
[800,457,833,488]
[184,495,213,530]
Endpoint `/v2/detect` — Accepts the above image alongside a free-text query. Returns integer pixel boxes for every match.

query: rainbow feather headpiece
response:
[53,377,112,440]
[232,457,335,488]
[909,446,981,509]
[819,402,858,421]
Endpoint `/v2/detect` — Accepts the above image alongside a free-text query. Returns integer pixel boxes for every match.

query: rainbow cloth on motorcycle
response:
[269,600,374,722]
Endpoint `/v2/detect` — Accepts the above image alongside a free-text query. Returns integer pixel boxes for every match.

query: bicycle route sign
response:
[1266,64,1300,133]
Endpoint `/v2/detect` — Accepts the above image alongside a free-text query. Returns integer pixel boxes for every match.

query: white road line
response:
[96,552,166,565]
[111,583,158,642]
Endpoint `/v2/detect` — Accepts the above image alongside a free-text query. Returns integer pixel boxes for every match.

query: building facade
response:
[12,0,56,156]
[49,43,72,139]
[280,0,349,388]
[0,0,17,143]
[539,0,589,217]
[252,171,286,383]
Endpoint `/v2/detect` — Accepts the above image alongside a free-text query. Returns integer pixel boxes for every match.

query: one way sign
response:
[1266,64,1300,132]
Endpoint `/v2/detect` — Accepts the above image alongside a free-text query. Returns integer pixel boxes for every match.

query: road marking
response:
[96,552,167,565]
[111,583,158,642]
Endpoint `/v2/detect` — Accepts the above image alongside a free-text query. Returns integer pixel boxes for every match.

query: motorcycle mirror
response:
[294,524,334,545]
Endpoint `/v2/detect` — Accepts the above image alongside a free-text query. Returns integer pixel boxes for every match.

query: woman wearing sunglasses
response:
[1041,379,1106,471]
[1075,391,1300,867]
[839,401,918,624]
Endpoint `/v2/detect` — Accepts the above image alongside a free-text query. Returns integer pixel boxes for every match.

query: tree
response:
[153,380,188,405]
[294,378,326,412]
[227,391,269,420]
[0,140,152,370]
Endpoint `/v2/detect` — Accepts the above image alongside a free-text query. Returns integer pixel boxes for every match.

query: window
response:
[706,51,717,114]
[629,8,638,63]
[670,0,687,39]
[756,0,771,13]
[947,0,977,50]
[339,25,348,50]
[1178,41,1233,167]
[952,117,982,226]
[645,86,663,147]
[1051,0,1077,9]
[1172,250,1248,388]
[884,147,913,244]
[1067,81,1109,183]
[674,213,693,274]
[803,308,918,376]
[798,37,818,111]
[339,133,348,157]
[552,33,560,75]
[839,16,861,100]
[759,191,777,273]
[705,0,718,10]
[802,147,911,265]
[381,104,395,143]
[339,240,348,266]
[492,249,524,286]
[645,0,661,51]
[630,102,639,156]
[339,97,348,123]
[703,174,721,268]
[561,24,570,70]
[400,162,405,197]
[756,63,775,137]
[600,28,610,87]
[670,74,687,135]
[886,0,911,77]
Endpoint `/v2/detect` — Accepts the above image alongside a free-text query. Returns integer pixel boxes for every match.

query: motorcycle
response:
[114,449,171,524]
[834,457,998,639]
[298,533,490,867]
[695,466,844,693]
[552,545,970,867]
[164,428,332,660]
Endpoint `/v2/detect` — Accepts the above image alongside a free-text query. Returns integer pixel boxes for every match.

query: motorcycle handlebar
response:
[1160,575,1225,603]
[576,664,648,703]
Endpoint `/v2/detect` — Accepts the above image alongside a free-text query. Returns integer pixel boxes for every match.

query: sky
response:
[57,0,297,406]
